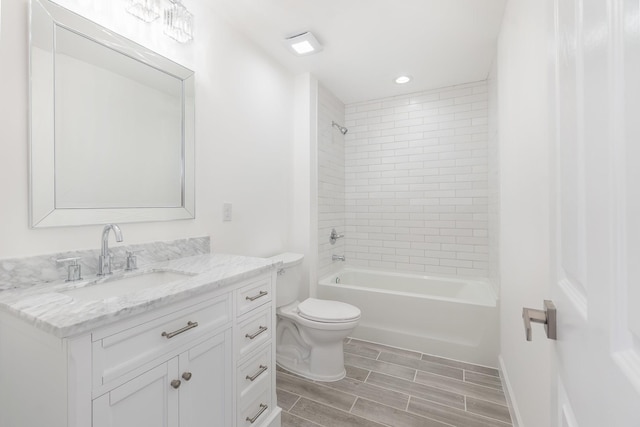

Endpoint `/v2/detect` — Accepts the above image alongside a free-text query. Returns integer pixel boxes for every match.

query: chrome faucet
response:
[332,255,346,262]
[97,224,123,276]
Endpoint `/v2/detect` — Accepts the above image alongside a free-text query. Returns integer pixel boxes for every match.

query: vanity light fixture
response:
[164,0,194,43]
[395,75,413,84]
[126,0,160,23]
[285,32,323,56]
[126,0,194,43]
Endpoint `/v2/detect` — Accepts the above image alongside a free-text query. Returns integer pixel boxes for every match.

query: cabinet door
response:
[93,358,179,427]
[179,329,232,427]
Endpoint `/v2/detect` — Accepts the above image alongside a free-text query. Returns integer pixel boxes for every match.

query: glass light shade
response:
[164,1,194,43]
[126,0,160,23]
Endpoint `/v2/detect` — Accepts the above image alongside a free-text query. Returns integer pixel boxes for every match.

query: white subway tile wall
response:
[344,81,489,277]
[317,84,346,279]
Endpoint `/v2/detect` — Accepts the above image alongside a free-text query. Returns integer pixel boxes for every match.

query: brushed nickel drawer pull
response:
[161,321,198,339]
[246,403,268,424]
[246,365,268,381]
[245,326,268,340]
[170,379,181,389]
[182,372,192,381]
[245,290,268,301]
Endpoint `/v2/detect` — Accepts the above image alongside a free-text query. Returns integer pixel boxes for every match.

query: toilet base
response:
[275,316,348,382]
[276,302,359,382]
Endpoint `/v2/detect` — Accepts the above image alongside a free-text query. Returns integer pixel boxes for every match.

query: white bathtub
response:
[317,268,499,367]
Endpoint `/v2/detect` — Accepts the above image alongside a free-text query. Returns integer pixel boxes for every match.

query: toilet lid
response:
[297,298,361,323]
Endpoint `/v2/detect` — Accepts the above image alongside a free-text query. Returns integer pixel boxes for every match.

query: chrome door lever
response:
[522,300,557,341]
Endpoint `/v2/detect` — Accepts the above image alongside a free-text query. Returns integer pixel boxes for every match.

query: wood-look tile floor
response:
[277,338,512,427]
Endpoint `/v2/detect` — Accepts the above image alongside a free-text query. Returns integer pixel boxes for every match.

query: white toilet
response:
[270,253,361,382]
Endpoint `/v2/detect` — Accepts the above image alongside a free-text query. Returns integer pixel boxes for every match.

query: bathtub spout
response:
[332,255,346,262]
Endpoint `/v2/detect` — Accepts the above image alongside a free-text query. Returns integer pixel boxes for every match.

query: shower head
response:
[332,121,348,135]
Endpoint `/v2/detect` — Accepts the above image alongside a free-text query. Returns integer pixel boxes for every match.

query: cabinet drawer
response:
[237,307,272,359]
[238,345,272,399]
[93,294,231,386]
[238,386,271,427]
[236,278,272,317]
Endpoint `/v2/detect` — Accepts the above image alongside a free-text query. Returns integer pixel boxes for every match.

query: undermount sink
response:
[63,271,192,300]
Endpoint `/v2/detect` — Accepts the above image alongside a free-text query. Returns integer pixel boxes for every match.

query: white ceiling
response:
[211,0,507,105]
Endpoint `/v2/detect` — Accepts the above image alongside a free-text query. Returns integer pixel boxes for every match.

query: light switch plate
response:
[223,203,232,221]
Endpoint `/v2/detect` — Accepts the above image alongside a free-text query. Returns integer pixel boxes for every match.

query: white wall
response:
[317,84,346,280]
[291,73,318,301]
[0,0,295,259]
[487,59,500,295]
[343,82,490,277]
[497,0,552,425]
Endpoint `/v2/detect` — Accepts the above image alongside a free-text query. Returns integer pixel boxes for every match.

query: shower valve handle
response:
[329,228,344,245]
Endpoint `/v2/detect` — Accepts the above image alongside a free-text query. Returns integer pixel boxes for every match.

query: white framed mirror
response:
[29,0,195,228]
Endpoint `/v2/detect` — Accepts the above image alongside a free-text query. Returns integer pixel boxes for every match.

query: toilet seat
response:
[297,298,361,323]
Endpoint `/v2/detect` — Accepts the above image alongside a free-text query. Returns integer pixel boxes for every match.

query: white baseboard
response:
[499,354,524,427]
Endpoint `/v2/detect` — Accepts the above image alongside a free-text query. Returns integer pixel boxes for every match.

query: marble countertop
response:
[0,253,279,338]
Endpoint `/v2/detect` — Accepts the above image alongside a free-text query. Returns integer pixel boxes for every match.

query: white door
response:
[551,0,640,425]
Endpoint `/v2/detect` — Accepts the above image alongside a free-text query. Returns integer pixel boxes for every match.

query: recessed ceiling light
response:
[285,32,323,56]
[395,75,413,84]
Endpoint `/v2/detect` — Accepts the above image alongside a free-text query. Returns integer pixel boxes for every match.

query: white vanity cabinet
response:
[0,269,280,427]
[93,330,232,427]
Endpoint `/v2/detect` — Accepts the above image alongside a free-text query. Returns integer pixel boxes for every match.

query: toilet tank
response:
[268,253,304,307]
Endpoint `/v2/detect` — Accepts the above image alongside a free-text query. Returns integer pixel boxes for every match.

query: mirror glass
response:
[30,0,195,227]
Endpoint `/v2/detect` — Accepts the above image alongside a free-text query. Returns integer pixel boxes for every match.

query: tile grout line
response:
[370,396,459,427]
[290,394,383,426]
[290,395,302,411]
[344,353,428,383]
[361,368,469,415]
[404,399,512,427]
[363,372,487,416]
[350,338,501,376]
[457,388,510,409]
[459,405,515,426]
[363,394,458,427]
[414,367,510,397]
[280,367,409,413]
[348,396,358,413]
[348,338,423,359]
[347,348,474,384]
[286,408,325,427]
[463,371,506,390]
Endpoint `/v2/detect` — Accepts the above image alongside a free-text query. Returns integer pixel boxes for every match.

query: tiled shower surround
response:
[317,84,347,280]
[344,81,490,277]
